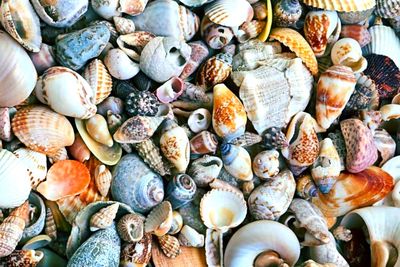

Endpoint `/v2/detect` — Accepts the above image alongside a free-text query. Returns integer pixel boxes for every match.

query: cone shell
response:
[212,84,247,141]
[204,0,254,27]
[312,167,394,217]
[316,65,356,129]
[85,114,114,147]
[200,189,247,232]
[197,54,232,90]
[340,119,378,173]
[83,59,112,105]
[158,234,181,258]
[270,28,318,75]
[12,106,74,155]
[120,233,152,265]
[117,213,144,243]
[90,203,119,231]
[221,143,253,181]
[113,16,136,35]
[190,131,218,155]
[134,139,170,176]
[68,133,91,163]
[340,25,371,47]
[301,0,376,12]
[13,148,47,189]
[145,201,173,237]
[37,160,91,201]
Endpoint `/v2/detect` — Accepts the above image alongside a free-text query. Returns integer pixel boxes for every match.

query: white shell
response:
[309,232,349,267]
[331,38,367,73]
[0,149,31,209]
[104,48,140,80]
[393,180,400,207]
[35,67,96,119]
[91,0,121,20]
[252,150,280,179]
[13,148,47,189]
[205,228,223,267]
[224,220,301,267]
[379,156,400,206]
[178,225,204,247]
[205,0,253,27]
[188,108,211,133]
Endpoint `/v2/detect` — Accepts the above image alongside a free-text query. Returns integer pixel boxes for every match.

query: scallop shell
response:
[113,17,136,35]
[117,213,144,243]
[301,0,376,12]
[178,225,204,248]
[373,128,396,167]
[200,189,247,233]
[85,114,113,147]
[120,233,152,265]
[204,0,254,27]
[13,148,46,189]
[90,203,119,231]
[375,0,400,18]
[134,138,170,177]
[83,59,112,105]
[270,27,319,75]
[0,0,41,52]
[221,143,253,181]
[252,150,280,179]
[312,166,394,217]
[116,31,155,61]
[248,170,296,220]
[12,106,74,155]
[47,147,68,164]
[158,234,181,258]
[145,201,173,237]
[340,24,371,47]
[331,38,367,73]
[44,208,57,241]
[168,211,183,235]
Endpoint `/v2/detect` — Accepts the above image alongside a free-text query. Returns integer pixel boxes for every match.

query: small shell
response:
[113,17,135,35]
[47,147,68,164]
[0,108,11,142]
[373,128,396,167]
[200,189,247,233]
[28,43,57,75]
[188,108,211,133]
[178,225,205,248]
[156,77,186,104]
[44,208,57,241]
[344,73,379,112]
[94,165,113,197]
[0,249,44,266]
[83,59,112,105]
[117,213,144,243]
[119,0,148,15]
[92,0,121,20]
[200,16,235,50]
[204,0,254,27]
[134,138,171,176]
[97,96,124,117]
[205,228,223,267]
[190,131,218,155]
[107,112,123,135]
[297,174,318,200]
[116,31,155,61]
[13,148,47,189]
[273,0,304,29]
[188,155,223,187]
[331,38,367,73]
[89,203,119,231]
[253,1,268,20]
[145,201,173,237]
[253,150,280,179]
[85,114,114,147]
[221,143,253,181]
[68,133,91,163]
[197,53,232,90]
[168,211,184,235]
[263,127,289,150]
[180,41,210,80]
[236,20,266,43]
[120,233,152,265]
[158,234,181,258]
[231,132,262,147]
[302,0,376,12]
[104,48,140,80]
[340,24,371,47]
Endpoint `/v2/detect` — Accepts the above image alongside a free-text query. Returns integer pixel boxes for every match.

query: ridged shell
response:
[13,148,46,189]
[248,170,296,220]
[301,0,376,12]
[12,106,74,155]
[48,147,68,164]
[375,0,400,18]
[270,27,319,75]
[190,131,218,155]
[117,213,144,243]
[236,20,266,43]
[0,249,44,266]
[344,73,379,112]
[116,31,155,61]
[340,25,371,47]
[312,167,394,217]
[373,128,396,167]
[120,233,152,265]
[83,59,112,105]
[44,208,57,241]
[145,201,173,237]
[158,234,181,258]
[134,139,170,177]
[197,54,232,90]
[113,16,136,35]
[204,0,254,27]
[273,0,304,29]
[90,203,119,231]
[231,132,262,147]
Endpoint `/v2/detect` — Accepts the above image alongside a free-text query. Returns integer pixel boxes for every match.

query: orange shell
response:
[37,160,90,201]
[301,0,375,12]
[312,166,394,217]
[269,28,318,76]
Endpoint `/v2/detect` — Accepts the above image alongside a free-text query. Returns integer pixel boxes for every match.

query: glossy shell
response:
[13,148,47,189]
[165,174,197,209]
[145,201,173,236]
[221,143,253,181]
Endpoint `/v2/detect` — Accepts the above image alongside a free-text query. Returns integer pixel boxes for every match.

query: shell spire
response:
[134,139,171,176]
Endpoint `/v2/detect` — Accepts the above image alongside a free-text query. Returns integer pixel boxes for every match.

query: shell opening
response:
[167,47,186,66]
[34,250,44,261]
[254,250,288,267]
[372,241,398,267]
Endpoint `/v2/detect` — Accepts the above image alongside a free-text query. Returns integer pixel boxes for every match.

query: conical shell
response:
[236,20,266,43]
[85,114,113,147]
[68,133,91,163]
[113,16,136,35]
[340,119,378,173]
[273,0,304,28]
[89,203,119,231]
[13,148,47,189]
[158,234,181,258]
[134,139,170,176]
[221,143,253,181]
[116,31,155,61]
[44,208,57,241]
[200,189,247,232]
[83,59,112,105]
[117,213,144,243]
[204,0,254,27]
[270,27,318,75]
[145,201,173,237]
[301,0,376,12]
[94,165,112,198]
[0,249,44,266]
[35,67,97,119]
[375,0,400,18]
[12,106,74,155]
[231,132,262,147]
[120,233,152,265]
[312,167,394,217]
[0,201,29,257]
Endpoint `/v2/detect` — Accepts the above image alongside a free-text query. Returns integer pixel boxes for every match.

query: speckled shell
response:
[190,131,218,155]
[116,31,155,62]
[373,128,396,167]
[248,170,296,220]
[301,0,376,12]
[331,38,367,73]
[13,148,46,189]
[12,106,74,155]
[312,167,394,217]
[0,249,43,266]
[340,119,378,173]
[204,0,254,27]
[165,174,197,209]
[253,150,280,179]
[197,53,232,90]
[188,155,223,187]
[90,203,119,231]
[344,73,379,112]
[274,0,304,29]
[158,234,181,258]
[340,25,371,47]
[113,17,136,35]
[263,127,289,150]
[83,59,112,105]
[200,16,234,50]
[145,201,173,236]
[117,213,144,243]
[119,0,148,15]
[375,0,400,18]
[0,0,41,52]
[134,138,170,176]
[221,143,253,181]
[120,233,152,265]
[297,174,318,200]
[31,0,88,28]
[316,65,356,129]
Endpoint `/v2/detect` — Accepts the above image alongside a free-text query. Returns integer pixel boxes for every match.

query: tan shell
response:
[68,133,91,163]
[12,105,74,155]
[113,16,135,35]
[236,20,266,43]
[119,0,148,15]
[205,228,223,267]
[85,114,114,147]
[178,225,205,248]
[309,232,349,267]
[47,147,69,164]
[145,201,173,237]
[94,164,112,197]
[168,211,183,235]
[204,0,254,27]
[331,38,367,73]
[116,31,155,61]
[83,59,112,105]
[44,208,57,241]
[302,0,376,12]
[158,234,181,258]
[134,138,171,176]
[13,148,47,189]
[89,203,119,231]
[120,233,152,265]
[117,213,145,243]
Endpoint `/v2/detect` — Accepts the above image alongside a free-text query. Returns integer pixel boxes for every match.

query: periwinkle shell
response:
[111,154,164,213]
[165,174,197,209]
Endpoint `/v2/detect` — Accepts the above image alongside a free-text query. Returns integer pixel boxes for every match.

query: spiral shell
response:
[190,131,218,155]
[90,203,119,231]
[117,213,144,243]
[197,54,233,90]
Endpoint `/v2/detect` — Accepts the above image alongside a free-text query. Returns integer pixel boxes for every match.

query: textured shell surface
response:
[331,38,367,73]
[13,148,47,189]
[120,233,152,265]
[113,16,136,35]
[375,0,400,18]
[252,150,280,179]
[90,203,119,231]
[344,72,379,112]
[309,231,349,267]
[248,169,296,220]
[83,59,112,105]
[204,0,254,27]
[119,0,148,15]
[190,130,218,155]
[340,24,371,47]
[301,0,376,12]
[180,40,210,79]
[178,225,204,247]
[373,128,396,167]
[201,16,235,49]
[158,234,181,258]
[134,138,170,176]
[165,174,197,209]
[117,213,144,243]
[197,53,232,90]
[381,156,400,206]
[273,0,304,29]
[144,201,173,236]
[236,20,266,43]
[231,131,262,147]
[44,207,57,241]
[21,192,46,244]
[188,155,223,187]
[0,249,44,267]
[94,164,113,197]
[297,174,318,200]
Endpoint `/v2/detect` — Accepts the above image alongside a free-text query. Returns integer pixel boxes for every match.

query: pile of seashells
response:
[0,0,400,266]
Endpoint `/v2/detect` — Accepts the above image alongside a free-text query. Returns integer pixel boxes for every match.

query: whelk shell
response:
[89,203,119,231]
[134,138,171,176]
[117,213,144,243]
[145,201,173,237]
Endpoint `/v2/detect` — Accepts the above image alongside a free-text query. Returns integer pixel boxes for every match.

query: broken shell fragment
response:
[178,225,204,247]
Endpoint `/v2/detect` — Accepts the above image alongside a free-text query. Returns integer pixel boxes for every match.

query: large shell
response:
[120,233,152,265]
[117,213,144,243]
[0,31,37,107]
[312,167,394,217]
[13,148,46,189]
[145,201,173,237]
[316,65,356,129]
[204,0,253,27]
[200,189,246,233]
[375,0,400,18]
[248,170,296,220]
[301,0,375,12]
[224,220,301,267]
[12,106,74,155]
[188,155,223,187]
[331,38,367,73]
[83,59,112,105]
[89,203,119,231]
[221,143,253,181]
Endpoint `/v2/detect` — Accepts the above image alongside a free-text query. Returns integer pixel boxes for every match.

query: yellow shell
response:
[83,59,112,105]
[301,0,375,12]
[89,203,119,231]
[85,114,114,147]
[257,0,273,42]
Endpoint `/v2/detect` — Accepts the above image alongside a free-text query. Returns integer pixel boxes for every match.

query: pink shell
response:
[340,25,371,47]
[156,77,186,104]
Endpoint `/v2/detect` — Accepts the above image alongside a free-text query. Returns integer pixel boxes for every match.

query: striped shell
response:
[204,0,254,27]
[197,53,232,90]
[83,59,112,105]
[44,208,57,241]
[145,201,173,237]
[90,203,119,231]
[158,234,181,258]
[375,0,400,18]
[48,147,69,164]
[301,0,376,12]
[340,25,371,47]
[13,148,47,189]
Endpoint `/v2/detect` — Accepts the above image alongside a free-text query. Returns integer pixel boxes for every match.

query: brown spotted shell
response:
[197,53,232,91]
[120,233,152,265]
[157,234,181,258]
[0,249,44,266]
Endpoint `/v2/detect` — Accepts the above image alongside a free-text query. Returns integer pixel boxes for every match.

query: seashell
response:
[375,0,400,18]
[0,108,11,142]
[252,1,268,21]
[315,65,356,129]
[83,59,112,105]
[188,155,223,187]
[224,220,300,267]
[47,147,68,164]
[165,174,197,209]
[274,0,304,29]
[205,228,224,267]
[13,148,47,189]
[359,110,382,133]
[253,150,280,179]
[297,174,318,200]
[114,115,165,144]
[263,127,289,150]
[180,41,210,80]
[134,139,170,177]
[340,24,371,47]
[0,31,37,107]
[333,225,352,242]
[160,119,190,173]
[117,213,144,243]
[282,112,320,175]
[248,170,296,220]
[107,111,123,135]
[116,31,155,62]
[393,180,400,207]
[304,10,341,57]
[35,67,96,119]
[97,96,125,117]
[113,17,135,35]
[90,203,119,231]
[178,225,204,248]
[44,208,57,241]
[236,20,266,43]
[156,77,186,104]
[209,178,243,196]
[270,27,319,75]
[145,201,173,236]
[205,0,254,27]
[94,164,113,198]
[190,131,218,156]
[21,235,52,250]
[28,43,57,75]
[91,0,121,20]
[340,118,378,173]
[308,232,349,267]
[331,38,367,73]
[168,211,183,235]
[313,166,394,217]
[131,0,200,41]
[0,0,41,52]
[125,89,160,117]
[200,189,247,233]
[338,8,374,25]
[381,156,400,206]
[158,234,181,258]
[104,48,140,80]
[221,143,253,181]
[187,109,212,133]
[373,128,396,167]
[0,201,29,257]
[111,153,164,213]
[212,84,246,141]
[140,36,192,83]
[200,16,235,50]
[197,53,232,90]
[85,114,113,147]
[68,223,120,267]
[37,160,91,201]
[0,249,43,266]
[311,138,341,194]
[301,0,375,12]
[231,132,262,147]
[68,134,91,163]
[21,192,46,244]
[119,0,148,15]
[120,233,152,265]
[344,72,379,113]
